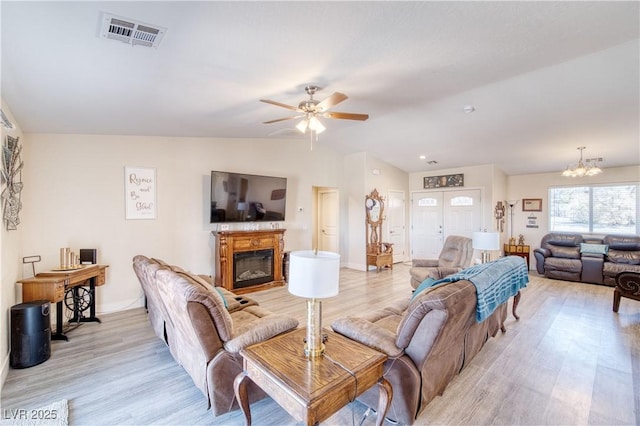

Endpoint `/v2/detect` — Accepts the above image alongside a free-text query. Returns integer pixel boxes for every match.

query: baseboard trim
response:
[0,350,9,393]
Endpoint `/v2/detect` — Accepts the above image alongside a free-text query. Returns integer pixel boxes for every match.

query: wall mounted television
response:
[210,171,287,223]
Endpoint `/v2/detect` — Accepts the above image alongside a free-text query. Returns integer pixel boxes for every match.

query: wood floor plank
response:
[1,264,639,425]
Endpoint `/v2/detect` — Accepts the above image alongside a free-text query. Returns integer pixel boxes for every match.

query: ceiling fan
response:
[260,85,369,135]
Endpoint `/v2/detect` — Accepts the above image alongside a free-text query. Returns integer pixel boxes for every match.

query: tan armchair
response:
[409,235,473,289]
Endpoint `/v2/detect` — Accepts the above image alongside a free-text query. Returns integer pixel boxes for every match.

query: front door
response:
[411,189,481,259]
[411,192,444,259]
[443,190,481,238]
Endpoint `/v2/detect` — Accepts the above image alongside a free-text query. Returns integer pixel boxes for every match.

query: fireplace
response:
[233,249,274,289]
[213,229,285,294]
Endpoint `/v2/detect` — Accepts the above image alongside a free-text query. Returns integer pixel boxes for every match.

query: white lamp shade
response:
[472,232,500,250]
[296,119,308,133]
[288,250,340,299]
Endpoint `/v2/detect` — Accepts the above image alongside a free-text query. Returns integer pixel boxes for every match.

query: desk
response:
[235,328,392,426]
[18,264,108,340]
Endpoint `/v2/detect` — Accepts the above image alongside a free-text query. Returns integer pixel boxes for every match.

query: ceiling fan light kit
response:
[261,84,368,149]
[561,146,603,177]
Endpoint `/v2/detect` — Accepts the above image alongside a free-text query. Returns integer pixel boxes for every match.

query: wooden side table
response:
[366,252,393,272]
[504,244,530,269]
[367,242,394,272]
[234,328,392,426]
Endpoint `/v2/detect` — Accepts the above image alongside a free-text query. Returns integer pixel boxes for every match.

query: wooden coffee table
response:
[234,327,392,426]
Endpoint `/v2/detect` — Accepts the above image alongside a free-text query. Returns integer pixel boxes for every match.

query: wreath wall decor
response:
[1,135,23,230]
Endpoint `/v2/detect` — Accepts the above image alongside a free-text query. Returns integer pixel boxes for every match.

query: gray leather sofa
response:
[602,235,640,286]
[534,233,640,286]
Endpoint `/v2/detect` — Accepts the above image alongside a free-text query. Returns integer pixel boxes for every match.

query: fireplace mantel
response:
[213,229,285,294]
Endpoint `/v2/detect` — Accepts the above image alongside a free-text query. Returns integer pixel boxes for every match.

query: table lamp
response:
[288,250,340,358]
[472,231,500,263]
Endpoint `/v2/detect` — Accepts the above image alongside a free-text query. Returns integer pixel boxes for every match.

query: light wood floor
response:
[2,264,639,425]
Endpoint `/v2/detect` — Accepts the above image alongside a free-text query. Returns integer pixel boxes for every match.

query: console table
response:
[234,327,392,426]
[17,264,108,341]
[504,244,530,269]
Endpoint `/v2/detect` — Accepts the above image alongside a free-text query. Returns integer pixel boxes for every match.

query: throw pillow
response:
[411,277,438,300]
[580,243,609,255]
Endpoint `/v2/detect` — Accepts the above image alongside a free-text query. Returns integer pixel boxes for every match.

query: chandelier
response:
[561,146,602,177]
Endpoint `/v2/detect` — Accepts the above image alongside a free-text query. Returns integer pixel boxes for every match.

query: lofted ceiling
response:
[1,1,638,176]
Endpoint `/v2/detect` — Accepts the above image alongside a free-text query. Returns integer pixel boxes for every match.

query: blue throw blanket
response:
[432,256,529,322]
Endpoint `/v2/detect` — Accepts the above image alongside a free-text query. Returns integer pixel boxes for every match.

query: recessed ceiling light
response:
[463,105,476,113]
[419,156,438,164]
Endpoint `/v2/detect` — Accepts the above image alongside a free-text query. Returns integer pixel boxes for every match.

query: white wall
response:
[410,164,504,229]
[408,164,640,268]
[343,152,367,270]
[18,133,344,315]
[343,152,410,270]
[0,101,23,390]
[508,165,640,270]
[365,154,410,263]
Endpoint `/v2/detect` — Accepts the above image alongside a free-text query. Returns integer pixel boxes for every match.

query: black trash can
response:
[10,300,51,368]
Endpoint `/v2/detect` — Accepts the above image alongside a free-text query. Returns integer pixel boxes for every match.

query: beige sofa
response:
[132,255,298,416]
[332,258,527,425]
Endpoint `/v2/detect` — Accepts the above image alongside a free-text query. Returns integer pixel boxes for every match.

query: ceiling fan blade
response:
[324,111,369,121]
[316,92,348,111]
[260,99,299,111]
[263,116,302,124]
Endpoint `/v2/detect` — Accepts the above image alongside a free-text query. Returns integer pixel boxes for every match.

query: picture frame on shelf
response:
[522,198,542,212]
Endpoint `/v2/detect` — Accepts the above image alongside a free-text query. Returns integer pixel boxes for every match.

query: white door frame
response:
[410,187,484,259]
[314,187,339,253]
[387,189,407,263]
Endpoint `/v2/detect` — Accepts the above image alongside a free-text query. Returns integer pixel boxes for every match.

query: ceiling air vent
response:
[100,13,166,48]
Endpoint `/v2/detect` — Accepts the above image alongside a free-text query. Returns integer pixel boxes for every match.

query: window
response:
[450,196,473,206]
[418,197,438,207]
[549,183,639,234]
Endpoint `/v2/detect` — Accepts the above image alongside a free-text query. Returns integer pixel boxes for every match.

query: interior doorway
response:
[387,189,406,263]
[313,187,339,253]
[411,189,481,260]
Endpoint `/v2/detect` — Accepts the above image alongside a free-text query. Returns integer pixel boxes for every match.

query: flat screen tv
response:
[210,171,287,223]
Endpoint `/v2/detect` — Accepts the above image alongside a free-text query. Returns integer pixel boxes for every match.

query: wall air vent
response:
[100,13,166,48]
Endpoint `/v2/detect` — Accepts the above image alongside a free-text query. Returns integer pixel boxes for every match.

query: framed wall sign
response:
[423,173,464,189]
[522,198,542,212]
[1,135,23,230]
[526,213,539,228]
[125,166,156,219]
